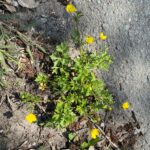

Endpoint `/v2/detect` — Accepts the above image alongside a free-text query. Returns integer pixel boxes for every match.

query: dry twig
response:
[88,117,120,150]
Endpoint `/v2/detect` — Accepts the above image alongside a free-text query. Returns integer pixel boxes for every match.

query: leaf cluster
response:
[35,73,49,84]
[48,42,113,128]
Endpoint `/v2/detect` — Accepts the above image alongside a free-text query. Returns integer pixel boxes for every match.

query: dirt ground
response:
[0,1,69,149]
[0,71,67,150]
[0,100,66,150]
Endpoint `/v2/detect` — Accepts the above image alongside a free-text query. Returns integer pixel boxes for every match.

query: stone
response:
[17,0,39,8]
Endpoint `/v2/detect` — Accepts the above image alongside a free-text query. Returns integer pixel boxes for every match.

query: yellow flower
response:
[39,83,47,91]
[25,113,37,123]
[90,128,100,139]
[108,107,112,111]
[122,102,130,110]
[86,35,94,44]
[100,32,107,41]
[66,4,77,13]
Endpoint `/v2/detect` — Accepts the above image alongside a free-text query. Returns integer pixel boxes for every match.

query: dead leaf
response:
[5,0,12,4]
[4,4,16,12]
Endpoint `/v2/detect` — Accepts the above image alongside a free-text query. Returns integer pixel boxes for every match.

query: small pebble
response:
[12,0,19,7]
[0,130,4,133]
[101,122,105,127]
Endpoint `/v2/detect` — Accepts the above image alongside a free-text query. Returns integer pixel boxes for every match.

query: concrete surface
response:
[73,0,150,149]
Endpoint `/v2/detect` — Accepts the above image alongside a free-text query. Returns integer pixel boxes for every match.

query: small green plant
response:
[0,23,48,93]
[48,42,113,128]
[68,132,76,142]
[0,25,19,88]
[0,68,5,89]
[20,4,113,129]
[35,73,49,91]
[20,92,41,109]
[35,73,49,84]
[81,138,99,149]
[71,11,83,46]
[0,22,46,74]
[44,6,113,128]
[0,25,19,71]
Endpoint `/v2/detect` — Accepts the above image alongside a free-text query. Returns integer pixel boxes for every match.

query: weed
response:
[18,4,114,129]
[81,138,99,149]
[0,68,5,89]
[35,73,49,85]
[47,41,113,128]
[20,92,41,109]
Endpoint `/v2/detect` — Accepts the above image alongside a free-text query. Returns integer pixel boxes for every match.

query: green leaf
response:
[73,11,83,23]
[56,43,69,53]
[26,45,34,63]
[68,132,76,141]
[71,29,81,46]
[35,73,48,84]
[81,141,90,149]
[0,51,9,71]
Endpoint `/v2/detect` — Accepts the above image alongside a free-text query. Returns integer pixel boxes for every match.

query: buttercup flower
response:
[108,107,112,111]
[66,4,77,13]
[122,101,130,110]
[100,32,107,41]
[90,128,100,139]
[86,35,94,44]
[25,113,37,123]
[39,83,47,91]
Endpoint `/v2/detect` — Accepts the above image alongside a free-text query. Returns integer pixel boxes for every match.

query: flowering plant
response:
[21,3,114,129]
[45,4,113,128]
